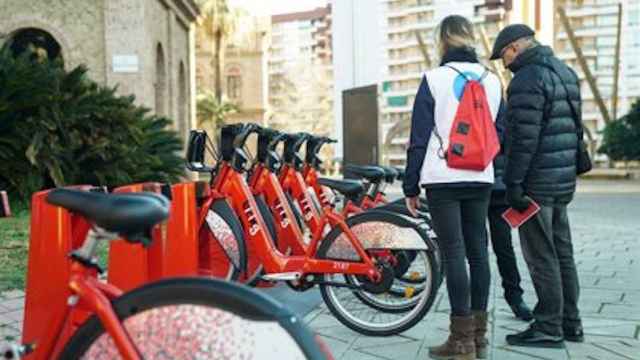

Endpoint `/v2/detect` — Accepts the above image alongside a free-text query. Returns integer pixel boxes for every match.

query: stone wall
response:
[0,0,106,82]
[0,0,198,145]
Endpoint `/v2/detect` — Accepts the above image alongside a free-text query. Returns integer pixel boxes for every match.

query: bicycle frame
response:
[249,163,307,255]
[213,161,380,281]
[302,163,388,218]
[24,188,142,360]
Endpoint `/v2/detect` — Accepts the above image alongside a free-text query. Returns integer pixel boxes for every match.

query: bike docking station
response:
[22,185,108,358]
[107,181,206,291]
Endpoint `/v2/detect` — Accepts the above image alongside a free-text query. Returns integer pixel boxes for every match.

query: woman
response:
[402,15,504,360]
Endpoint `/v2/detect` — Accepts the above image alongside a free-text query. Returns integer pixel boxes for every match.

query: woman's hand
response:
[405,196,419,217]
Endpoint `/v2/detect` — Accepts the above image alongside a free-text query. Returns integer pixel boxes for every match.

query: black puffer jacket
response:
[504,45,580,203]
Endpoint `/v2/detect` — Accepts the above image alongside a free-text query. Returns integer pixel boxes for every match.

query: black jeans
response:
[426,186,491,316]
[519,198,581,336]
[488,201,525,304]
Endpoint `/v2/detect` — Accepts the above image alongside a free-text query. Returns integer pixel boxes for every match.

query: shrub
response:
[599,99,640,162]
[0,50,184,203]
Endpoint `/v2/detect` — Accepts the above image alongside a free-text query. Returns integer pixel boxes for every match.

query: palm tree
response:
[196,90,238,128]
[197,0,241,103]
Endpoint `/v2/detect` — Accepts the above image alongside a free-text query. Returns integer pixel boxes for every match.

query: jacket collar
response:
[440,47,479,66]
[508,45,554,73]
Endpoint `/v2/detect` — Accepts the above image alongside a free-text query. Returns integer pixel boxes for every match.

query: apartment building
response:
[555,0,640,142]
[268,5,334,134]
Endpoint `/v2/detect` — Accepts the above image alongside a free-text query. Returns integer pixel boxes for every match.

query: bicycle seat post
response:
[71,227,118,263]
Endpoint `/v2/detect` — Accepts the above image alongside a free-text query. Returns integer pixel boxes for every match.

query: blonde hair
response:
[436,15,476,58]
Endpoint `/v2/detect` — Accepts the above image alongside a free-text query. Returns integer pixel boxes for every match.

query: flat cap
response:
[490,24,535,60]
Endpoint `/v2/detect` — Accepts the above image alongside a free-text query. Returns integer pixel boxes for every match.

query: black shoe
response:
[508,299,533,321]
[506,327,564,348]
[563,326,584,343]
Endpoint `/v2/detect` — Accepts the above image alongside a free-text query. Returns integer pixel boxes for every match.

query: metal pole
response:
[557,6,612,124]
[611,2,622,121]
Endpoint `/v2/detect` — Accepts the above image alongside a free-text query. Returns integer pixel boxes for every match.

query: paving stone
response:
[316,334,353,360]
[599,303,640,320]
[590,339,640,360]
[355,337,423,360]
[306,312,342,329]
[492,346,566,360]
[3,311,23,323]
[565,341,635,360]
[0,298,24,311]
[339,349,389,360]
[0,324,20,342]
[0,290,24,300]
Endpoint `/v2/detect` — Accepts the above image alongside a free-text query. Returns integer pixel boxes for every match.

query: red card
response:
[502,200,540,228]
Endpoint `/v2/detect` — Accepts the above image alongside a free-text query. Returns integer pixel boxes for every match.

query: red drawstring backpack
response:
[433,65,500,171]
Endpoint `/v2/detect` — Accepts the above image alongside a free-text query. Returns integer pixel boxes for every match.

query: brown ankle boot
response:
[428,315,475,360]
[473,311,489,359]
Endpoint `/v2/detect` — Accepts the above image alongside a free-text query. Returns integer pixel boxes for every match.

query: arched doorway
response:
[155,43,167,117]
[3,28,64,64]
[178,61,188,141]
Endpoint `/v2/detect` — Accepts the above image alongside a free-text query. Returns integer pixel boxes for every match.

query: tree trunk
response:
[214,29,223,103]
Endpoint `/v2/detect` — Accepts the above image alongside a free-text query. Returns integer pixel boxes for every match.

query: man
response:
[490,24,584,348]
[488,145,533,322]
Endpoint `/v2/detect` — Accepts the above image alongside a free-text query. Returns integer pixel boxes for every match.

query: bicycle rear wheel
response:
[60,278,331,360]
[317,212,440,336]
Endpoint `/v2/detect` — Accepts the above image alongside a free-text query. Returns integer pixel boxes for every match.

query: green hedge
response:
[599,99,640,161]
[0,51,185,204]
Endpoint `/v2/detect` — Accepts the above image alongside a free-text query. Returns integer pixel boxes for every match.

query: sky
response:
[228,0,328,16]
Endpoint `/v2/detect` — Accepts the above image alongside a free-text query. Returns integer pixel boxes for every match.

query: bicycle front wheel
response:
[60,278,331,360]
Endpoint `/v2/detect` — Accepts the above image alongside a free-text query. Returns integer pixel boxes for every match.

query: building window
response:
[227,75,241,99]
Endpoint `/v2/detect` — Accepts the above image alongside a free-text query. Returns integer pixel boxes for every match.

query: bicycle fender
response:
[320,210,434,261]
[205,198,247,271]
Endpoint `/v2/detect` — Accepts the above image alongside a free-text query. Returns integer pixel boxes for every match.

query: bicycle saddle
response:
[318,178,364,199]
[47,189,169,235]
[379,166,399,183]
[344,164,386,183]
[393,166,405,181]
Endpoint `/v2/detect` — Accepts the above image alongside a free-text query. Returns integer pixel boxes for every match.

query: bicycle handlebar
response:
[305,135,337,166]
[232,123,260,149]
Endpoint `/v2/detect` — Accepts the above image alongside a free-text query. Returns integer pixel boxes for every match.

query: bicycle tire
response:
[60,278,331,360]
[316,211,440,336]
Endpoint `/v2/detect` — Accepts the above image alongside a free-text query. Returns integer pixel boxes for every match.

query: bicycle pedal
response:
[405,287,416,299]
[261,272,302,281]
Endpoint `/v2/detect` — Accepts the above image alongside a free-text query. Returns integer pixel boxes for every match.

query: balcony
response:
[387,20,438,35]
[382,104,413,114]
[385,38,419,50]
[387,55,424,66]
[556,26,616,39]
[387,4,436,19]
[556,48,598,60]
[384,71,422,82]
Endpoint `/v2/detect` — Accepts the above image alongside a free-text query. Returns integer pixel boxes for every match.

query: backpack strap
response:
[444,65,470,80]
[445,64,491,83]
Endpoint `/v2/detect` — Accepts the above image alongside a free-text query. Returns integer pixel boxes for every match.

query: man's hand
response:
[405,196,419,217]
[506,186,532,212]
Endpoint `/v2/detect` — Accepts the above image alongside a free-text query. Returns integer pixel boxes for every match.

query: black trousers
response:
[488,201,525,304]
[519,198,581,336]
[426,186,491,316]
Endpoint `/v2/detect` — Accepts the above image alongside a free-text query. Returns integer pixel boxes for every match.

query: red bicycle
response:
[187,124,439,336]
[3,186,332,359]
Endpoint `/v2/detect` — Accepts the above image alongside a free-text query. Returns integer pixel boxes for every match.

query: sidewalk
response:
[1,188,639,359]
[303,191,640,359]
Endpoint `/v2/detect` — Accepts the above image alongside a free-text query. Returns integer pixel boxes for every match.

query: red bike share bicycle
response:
[189,123,440,335]
[2,186,331,359]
